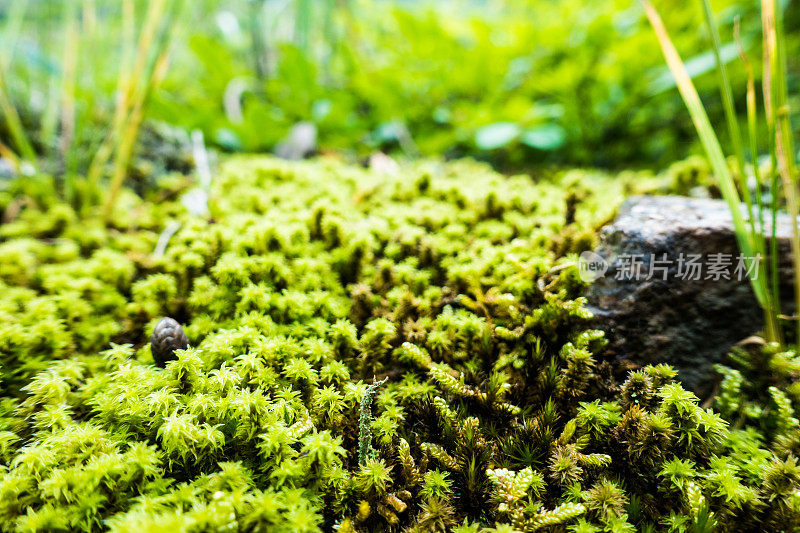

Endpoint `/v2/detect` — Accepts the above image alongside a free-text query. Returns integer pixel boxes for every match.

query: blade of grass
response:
[124,0,171,115]
[735,19,765,236]
[102,51,171,221]
[763,0,800,342]
[761,0,783,345]
[87,0,163,187]
[643,0,768,310]
[700,0,751,209]
[60,1,79,174]
[0,0,35,162]
[86,0,136,187]
[699,0,778,338]
[0,139,20,169]
[0,78,36,162]
[735,17,782,343]
[102,1,186,221]
[0,0,29,73]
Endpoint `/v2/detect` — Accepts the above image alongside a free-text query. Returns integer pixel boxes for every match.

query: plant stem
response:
[735,19,781,344]
[700,0,751,212]
[0,0,29,73]
[357,377,387,466]
[60,1,79,175]
[0,80,35,162]
[89,0,164,189]
[103,50,171,221]
[763,0,800,343]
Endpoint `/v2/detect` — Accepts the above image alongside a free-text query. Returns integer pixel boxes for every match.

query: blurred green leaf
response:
[214,128,242,151]
[475,122,520,150]
[312,99,332,122]
[521,124,567,150]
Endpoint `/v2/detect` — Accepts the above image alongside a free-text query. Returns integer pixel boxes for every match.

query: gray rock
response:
[585,195,795,392]
[274,122,317,160]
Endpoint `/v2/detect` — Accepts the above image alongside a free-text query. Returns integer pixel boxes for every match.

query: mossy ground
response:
[0,156,798,532]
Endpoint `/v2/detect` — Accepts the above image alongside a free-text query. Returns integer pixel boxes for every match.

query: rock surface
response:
[585,195,795,392]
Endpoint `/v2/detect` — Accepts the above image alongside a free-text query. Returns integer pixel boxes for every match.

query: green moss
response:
[0,156,797,531]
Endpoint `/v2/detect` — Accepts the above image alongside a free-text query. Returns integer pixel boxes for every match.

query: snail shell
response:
[150,317,188,367]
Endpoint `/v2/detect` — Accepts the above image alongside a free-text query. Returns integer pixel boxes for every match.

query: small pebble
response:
[150,317,188,367]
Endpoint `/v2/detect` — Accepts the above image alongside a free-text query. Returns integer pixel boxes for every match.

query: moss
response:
[0,156,797,531]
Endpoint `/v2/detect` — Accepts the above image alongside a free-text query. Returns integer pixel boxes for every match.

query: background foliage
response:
[2,0,798,173]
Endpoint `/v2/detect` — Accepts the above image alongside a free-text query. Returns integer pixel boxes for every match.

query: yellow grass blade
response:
[642,0,768,307]
[763,0,800,342]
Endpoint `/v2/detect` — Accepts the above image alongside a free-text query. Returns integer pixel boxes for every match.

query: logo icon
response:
[578,251,608,282]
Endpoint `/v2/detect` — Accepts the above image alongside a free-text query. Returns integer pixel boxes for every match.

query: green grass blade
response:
[0,0,29,72]
[735,18,782,343]
[0,0,36,163]
[103,0,187,221]
[60,1,79,174]
[643,0,768,309]
[87,0,137,186]
[700,1,747,180]
[0,79,36,162]
[763,0,800,342]
[760,2,783,345]
[700,0,755,229]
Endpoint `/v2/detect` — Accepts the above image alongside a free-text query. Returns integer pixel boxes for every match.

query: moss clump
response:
[0,156,797,531]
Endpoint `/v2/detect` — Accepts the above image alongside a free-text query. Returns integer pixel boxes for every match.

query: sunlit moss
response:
[0,156,797,531]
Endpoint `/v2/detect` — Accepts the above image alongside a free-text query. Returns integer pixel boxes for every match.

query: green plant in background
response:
[645,0,800,346]
[195,0,766,167]
[93,0,186,221]
[0,1,36,164]
[0,0,187,217]
[4,0,797,175]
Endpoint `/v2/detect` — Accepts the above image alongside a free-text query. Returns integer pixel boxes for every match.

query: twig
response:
[153,220,182,258]
[357,377,388,465]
